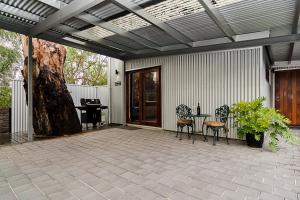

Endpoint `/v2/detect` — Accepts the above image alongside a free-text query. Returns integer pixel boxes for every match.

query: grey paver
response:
[0,128,299,200]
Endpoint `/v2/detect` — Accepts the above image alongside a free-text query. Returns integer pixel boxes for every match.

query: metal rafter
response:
[109,0,193,47]
[57,25,136,54]
[37,0,160,50]
[265,45,274,65]
[30,0,105,36]
[38,0,63,9]
[125,34,300,60]
[288,0,300,63]
[0,16,124,59]
[76,14,160,50]
[197,0,235,41]
[0,3,136,55]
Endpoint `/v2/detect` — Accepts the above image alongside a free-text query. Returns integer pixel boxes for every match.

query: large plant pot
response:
[246,133,264,148]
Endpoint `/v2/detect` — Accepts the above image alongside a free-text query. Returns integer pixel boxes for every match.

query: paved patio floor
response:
[0,128,299,200]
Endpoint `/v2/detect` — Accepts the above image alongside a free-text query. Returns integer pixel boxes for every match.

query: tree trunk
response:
[21,36,81,136]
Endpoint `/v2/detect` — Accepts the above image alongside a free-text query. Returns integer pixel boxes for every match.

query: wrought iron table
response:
[187,114,211,144]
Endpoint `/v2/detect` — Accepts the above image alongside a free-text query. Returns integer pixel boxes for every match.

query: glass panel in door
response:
[131,72,140,122]
[142,70,158,122]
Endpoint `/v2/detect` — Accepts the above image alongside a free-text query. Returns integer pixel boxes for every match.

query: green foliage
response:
[0,46,19,74]
[0,29,22,86]
[231,97,299,151]
[64,47,108,86]
[0,87,11,108]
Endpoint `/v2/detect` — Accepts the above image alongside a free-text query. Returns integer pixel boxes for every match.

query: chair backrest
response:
[176,104,192,119]
[215,105,229,123]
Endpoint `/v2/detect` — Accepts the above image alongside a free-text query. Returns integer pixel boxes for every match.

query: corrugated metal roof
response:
[86,26,116,38]
[131,25,179,46]
[0,0,299,60]
[105,34,146,50]
[167,11,225,41]
[63,18,90,30]
[1,0,57,17]
[217,0,295,34]
[271,43,290,61]
[87,3,125,20]
[87,0,152,19]
[110,13,151,31]
[145,0,204,21]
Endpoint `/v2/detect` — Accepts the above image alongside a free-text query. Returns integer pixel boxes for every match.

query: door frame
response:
[125,66,162,127]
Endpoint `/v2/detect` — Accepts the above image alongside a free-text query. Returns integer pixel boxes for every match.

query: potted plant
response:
[230,97,299,151]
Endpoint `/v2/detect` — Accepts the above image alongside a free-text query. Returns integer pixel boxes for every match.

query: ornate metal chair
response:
[176,104,194,140]
[205,105,230,145]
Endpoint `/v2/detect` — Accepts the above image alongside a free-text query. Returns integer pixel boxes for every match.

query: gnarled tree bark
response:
[21,36,81,136]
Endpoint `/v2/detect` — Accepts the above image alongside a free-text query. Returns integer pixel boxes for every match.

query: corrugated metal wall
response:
[11,80,28,138]
[125,47,263,139]
[11,80,109,136]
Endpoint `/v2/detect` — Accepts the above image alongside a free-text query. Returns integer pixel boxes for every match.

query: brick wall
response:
[0,109,10,133]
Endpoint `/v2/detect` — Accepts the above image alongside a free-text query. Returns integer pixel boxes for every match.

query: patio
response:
[0,128,299,200]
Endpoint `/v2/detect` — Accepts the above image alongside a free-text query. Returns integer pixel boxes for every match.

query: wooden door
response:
[275,70,300,125]
[126,67,161,127]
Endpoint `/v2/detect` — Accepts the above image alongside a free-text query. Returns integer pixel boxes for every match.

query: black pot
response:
[246,133,264,148]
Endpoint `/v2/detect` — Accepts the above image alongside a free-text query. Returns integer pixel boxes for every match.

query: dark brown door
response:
[275,69,300,125]
[126,67,161,127]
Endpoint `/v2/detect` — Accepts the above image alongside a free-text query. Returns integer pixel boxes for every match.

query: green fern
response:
[231,97,299,152]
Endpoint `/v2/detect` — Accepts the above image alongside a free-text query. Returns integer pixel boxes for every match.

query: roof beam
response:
[30,0,105,36]
[37,0,160,50]
[265,45,274,65]
[198,0,235,41]
[57,25,136,54]
[288,0,300,63]
[125,34,300,60]
[0,3,136,54]
[0,18,124,59]
[109,0,193,46]
[76,14,160,50]
[40,33,124,59]
[38,0,63,9]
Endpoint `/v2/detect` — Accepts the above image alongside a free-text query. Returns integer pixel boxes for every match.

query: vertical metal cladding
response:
[11,81,109,135]
[125,47,262,139]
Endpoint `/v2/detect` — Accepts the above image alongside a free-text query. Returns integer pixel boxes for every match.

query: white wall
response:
[109,58,125,124]
[260,49,272,107]
[125,47,265,139]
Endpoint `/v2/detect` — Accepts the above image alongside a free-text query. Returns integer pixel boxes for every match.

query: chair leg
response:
[205,127,208,142]
[217,130,219,141]
[213,130,216,146]
[187,126,190,138]
[176,126,179,138]
[180,127,183,140]
[225,129,229,145]
[192,125,195,144]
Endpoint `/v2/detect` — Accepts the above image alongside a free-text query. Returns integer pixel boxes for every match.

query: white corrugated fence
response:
[11,80,109,136]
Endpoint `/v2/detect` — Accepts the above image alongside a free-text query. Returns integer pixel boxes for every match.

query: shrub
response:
[0,87,11,108]
[231,97,299,151]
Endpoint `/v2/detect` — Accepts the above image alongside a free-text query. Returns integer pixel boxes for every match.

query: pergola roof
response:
[0,0,300,62]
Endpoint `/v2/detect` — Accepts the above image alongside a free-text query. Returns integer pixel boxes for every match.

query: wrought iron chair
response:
[176,104,194,140]
[205,105,230,145]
